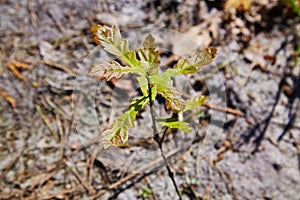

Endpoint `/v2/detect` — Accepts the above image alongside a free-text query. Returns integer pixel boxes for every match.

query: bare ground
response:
[0,0,300,199]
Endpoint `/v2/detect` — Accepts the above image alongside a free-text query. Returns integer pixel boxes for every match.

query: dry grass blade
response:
[43,59,76,75]
[36,105,60,142]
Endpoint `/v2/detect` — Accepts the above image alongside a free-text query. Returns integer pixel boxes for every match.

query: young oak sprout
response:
[89,25,217,148]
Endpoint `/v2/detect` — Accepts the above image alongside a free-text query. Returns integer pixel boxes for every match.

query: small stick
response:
[202,103,243,116]
[63,158,96,194]
[1,145,26,178]
[42,59,76,75]
[90,146,185,199]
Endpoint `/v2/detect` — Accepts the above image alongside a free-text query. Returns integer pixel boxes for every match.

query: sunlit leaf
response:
[138,34,160,75]
[101,109,137,148]
[175,47,217,74]
[137,76,157,100]
[154,69,179,86]
[137,76,148,96]
[184,95,208,111]
[156,84,185,113]
[90,25,218,149]
[150,84,157,101]
[90,25,142,70]
[150,74,185,112]
[156,48,217,83]
[89,61,131,81]
[157,118,192,133]
[129,95,149,112]
[101,95,149,148]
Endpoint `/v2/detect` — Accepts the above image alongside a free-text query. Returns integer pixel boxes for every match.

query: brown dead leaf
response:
[11,61,32,70]
[7,61,32,80]
[0,89,17,108]
[225,0,252,11]
[8,62,24,80]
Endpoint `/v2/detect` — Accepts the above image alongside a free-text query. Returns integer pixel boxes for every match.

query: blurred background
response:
[0,0,300,199]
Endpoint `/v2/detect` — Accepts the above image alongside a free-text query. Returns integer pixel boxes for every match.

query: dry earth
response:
[0,0,300,199]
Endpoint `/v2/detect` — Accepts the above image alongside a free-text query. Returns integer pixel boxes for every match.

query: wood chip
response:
[0,89,17,108]
[8,62,24,80]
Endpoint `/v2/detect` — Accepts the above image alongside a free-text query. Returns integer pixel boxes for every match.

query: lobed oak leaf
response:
[89,61,131,81]
[184,95,208,111]
[157,84,185,113]
[129,95,149,112]
[157,118,193,133]
[90,25,142,68]
[175,47,217,74]
[101,96,149,148]
[101,108,137,148]
[138,34,160,75]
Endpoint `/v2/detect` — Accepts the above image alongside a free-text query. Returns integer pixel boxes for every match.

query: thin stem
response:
[159,127,169,149]
[146,76,182,200]
[146,76,160,143]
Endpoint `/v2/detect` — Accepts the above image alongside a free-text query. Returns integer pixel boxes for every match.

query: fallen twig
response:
[1,145,26,178]
[42,59,76,75]
[90,146,186,199]
[202,103,243,116]
[63,158,96,195]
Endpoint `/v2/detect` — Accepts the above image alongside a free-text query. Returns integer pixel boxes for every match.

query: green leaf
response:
[140,187,153,198]
[155,48,217,83]
[150,84,157,101]
[129,95,149,112]
[156,83,185,113]
[137,76,148,96]
[123,51,143,71]
[150,74,185,112]
[184,95,208,111]
[138,34,160,75]
[175,47,217,74]
[89,61,131,81]
[154,69,179,86]
[157,118,193,133]
[91,25,218,149]
[137,76,157,100]
[91,25,128,56]
[101,108,137,148]
[90,25,143,72]
[101,95,149,148]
